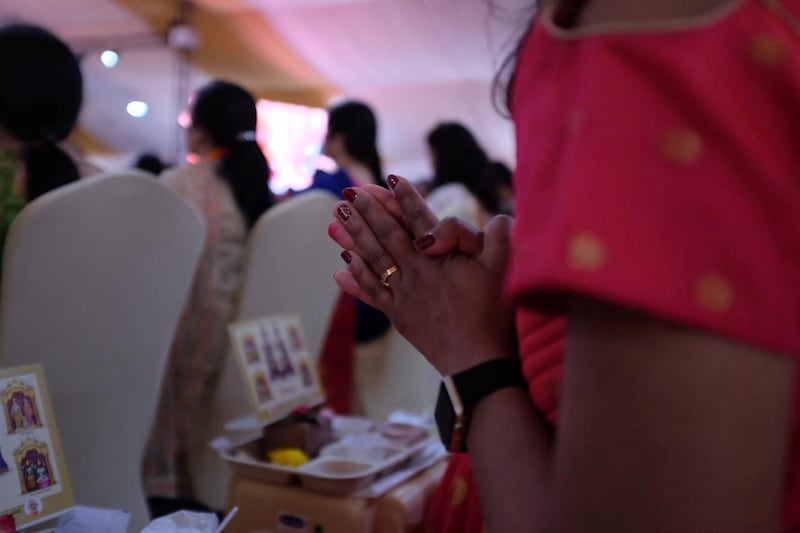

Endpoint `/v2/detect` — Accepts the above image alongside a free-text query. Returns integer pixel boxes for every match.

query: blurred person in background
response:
[143,80,275,516]
[488,160,514,215]
[0,23,82,262]
[424,122,500,228]
[306,100,385,195]
[133,152,169,177]
[310,100,390,413]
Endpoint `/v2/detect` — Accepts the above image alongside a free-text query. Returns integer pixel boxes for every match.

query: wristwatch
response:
[434,358,527,453]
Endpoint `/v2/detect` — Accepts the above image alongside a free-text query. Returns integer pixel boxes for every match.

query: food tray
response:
[219,417,436,496]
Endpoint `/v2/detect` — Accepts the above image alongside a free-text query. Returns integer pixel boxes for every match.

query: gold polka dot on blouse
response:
[567,233,607,272]
[662,127,703,165]
[748,32,786,67]
[697,274,734,312]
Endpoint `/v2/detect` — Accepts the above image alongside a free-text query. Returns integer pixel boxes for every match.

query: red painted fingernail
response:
[341,250,352,264]
[337,205,352,221]
[414,233,435,250]
[387,175,399,189]
[342,188,357,202]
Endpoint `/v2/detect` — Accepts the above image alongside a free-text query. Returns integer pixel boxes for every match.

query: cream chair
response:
[190,190,342,510]
[354,328,441,422]
[0,171,204,532]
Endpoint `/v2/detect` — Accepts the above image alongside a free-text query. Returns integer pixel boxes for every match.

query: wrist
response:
[439,338,517,376]
[435,358,527,452]
[439,354,515,377]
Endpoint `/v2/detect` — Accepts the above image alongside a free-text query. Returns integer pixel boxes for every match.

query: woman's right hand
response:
[330,176,517,375]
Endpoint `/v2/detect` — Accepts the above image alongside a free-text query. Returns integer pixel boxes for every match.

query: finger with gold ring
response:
[380,265,399,288]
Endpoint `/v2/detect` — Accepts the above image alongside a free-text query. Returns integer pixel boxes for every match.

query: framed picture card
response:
[0,364,73,528]
[229,315,325,425]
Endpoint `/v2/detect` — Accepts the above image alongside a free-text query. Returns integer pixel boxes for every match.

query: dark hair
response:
[133,153,168,176]
[427,122,500,214]
[0,23,82,201]
[488,160,513,189]
[191,80,275,229]
[492,0,587,114]
[327,101,384,186]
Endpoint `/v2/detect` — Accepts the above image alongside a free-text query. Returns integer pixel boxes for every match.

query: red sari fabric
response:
[317,292,356,414]
[426,1,800,530]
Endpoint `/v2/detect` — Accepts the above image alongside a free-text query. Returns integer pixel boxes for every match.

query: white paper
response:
[140,510,218,533]
[55,506,130,533]
[387,409,435,429]
[352,440,447,499]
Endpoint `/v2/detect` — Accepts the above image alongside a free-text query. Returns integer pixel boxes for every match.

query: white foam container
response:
[219,416,436,496]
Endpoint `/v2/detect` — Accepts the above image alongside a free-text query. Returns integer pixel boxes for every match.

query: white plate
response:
[219,422,437,495]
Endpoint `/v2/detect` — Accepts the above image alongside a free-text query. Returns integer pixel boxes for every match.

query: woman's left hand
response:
[331,184,516,375]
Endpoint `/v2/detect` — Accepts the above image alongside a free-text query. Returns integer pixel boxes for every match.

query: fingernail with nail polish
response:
[342,188,357,203]
[341,251,352,264]
[387,175,399,189]
[337,205,352,221]
[414,233,435,250]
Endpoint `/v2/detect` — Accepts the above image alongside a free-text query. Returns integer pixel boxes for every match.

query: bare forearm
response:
[468,387,553,533]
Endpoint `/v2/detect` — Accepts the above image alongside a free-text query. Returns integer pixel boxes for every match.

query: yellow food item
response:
[267,448,309,467]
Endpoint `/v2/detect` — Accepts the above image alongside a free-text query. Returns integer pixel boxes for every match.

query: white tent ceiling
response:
[2,0,531,180]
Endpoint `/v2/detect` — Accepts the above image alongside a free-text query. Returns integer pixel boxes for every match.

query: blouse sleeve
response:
[507,2,800,358]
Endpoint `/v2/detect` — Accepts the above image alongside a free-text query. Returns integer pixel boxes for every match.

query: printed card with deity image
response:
[0,364,73,528]
[229,314,325,425]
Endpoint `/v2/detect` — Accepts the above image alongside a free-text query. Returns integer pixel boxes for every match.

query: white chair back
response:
[0,171,204,531]
[190,190,342,509]
[354,328,441,422]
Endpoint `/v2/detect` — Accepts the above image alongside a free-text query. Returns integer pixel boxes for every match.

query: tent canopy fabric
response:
[1,0,531,177]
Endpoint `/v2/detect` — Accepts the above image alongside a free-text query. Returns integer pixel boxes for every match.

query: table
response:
[225,460,447,533]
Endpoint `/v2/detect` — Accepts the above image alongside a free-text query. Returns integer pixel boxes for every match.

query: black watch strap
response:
[435,358,527,452]
[452,358,527,411]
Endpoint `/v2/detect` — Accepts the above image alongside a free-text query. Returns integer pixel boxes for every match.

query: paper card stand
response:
[228,315,325,430]
[0,364,73,529]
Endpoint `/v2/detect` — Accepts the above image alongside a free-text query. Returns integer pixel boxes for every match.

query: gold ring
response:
[380,265,399,288]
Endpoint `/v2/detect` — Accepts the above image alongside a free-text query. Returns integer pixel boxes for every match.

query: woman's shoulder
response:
[511,1,800,358]
[525,0,800,75]
[537,0,778,38]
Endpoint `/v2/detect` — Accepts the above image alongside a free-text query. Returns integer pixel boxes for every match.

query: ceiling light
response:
[126,101,149,118]
[100,50,119,68]
[167,24,199,51]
